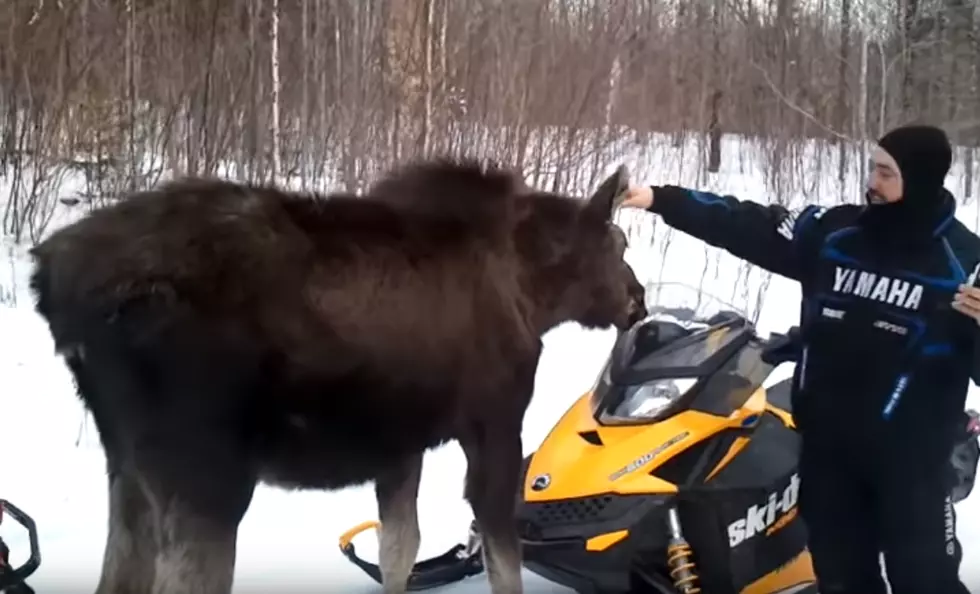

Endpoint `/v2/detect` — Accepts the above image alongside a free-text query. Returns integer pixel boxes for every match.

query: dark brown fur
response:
[28,157,647,594]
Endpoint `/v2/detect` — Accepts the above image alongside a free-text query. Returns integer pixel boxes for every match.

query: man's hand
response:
[953,284,980,325]
[619,184,654,210]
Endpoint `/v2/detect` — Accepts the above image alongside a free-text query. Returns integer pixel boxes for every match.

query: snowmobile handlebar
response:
[0,499,41,591]
[338,520,484,591]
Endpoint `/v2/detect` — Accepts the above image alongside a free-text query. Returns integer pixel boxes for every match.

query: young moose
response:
[28,158,647,594]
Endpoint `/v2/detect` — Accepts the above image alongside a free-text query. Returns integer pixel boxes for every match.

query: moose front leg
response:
[374,452,424,594]
[460,419,524,594]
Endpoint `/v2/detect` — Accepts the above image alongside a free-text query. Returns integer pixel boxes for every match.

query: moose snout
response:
[626,296,647,327]
[621,267,647,329]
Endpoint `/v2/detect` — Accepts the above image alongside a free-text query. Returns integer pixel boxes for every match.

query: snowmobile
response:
[0,499,40,594]
[338,282,980,593]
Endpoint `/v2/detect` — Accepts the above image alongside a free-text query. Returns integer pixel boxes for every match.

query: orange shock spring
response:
[666,541,701,593]
[665,506,700,593]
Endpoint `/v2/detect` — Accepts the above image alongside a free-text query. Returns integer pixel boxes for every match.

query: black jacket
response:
[648,185,980,463]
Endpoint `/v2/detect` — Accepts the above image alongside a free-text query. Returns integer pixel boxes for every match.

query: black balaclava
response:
[861,124,953,243]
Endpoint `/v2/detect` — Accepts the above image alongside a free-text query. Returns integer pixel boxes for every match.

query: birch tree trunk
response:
[858,26,868,191]
[126,0,138,189]
[300,0,310,189]
[707,0,723,173]
[836,0,850,199]
[270,0,282,183]
[420,0,434,157]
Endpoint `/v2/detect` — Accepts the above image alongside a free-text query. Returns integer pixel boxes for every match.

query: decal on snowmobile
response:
[530,474,551,491]
[607,431,689,481]
[727,472,801,548]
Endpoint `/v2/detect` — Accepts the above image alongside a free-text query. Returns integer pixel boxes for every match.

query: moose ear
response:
[585,164,629,222]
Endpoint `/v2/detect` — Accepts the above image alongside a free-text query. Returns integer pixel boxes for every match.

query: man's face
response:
[867,146,903,204]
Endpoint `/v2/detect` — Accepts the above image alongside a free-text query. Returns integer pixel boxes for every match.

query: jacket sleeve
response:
[960,256,980,386]
[967,264,980,387]
[648,185,825,282]
[972,338,980,386]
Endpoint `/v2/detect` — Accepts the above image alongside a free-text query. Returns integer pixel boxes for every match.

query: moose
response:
[28,157,647,594]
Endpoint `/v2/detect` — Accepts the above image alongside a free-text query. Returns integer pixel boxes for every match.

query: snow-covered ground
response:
[3,134,980,592]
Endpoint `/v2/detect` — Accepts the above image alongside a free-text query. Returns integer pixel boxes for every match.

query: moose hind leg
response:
[461,424,524,594]
[75,293,261,594]
[95,471,159,594]
[151,500,241,594]
[135,433,256,594]
[374,452,424,594]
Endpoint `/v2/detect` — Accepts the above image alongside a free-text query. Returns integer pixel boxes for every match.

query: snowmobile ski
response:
[338,520,484,591]
[0,499,41,594]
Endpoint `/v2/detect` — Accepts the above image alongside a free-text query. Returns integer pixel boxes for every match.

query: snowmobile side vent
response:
[578,430,603,445]
[518,494,639,528]
[516,494,667,541]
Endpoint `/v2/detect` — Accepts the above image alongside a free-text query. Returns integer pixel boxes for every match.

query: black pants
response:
[797,440,970,594]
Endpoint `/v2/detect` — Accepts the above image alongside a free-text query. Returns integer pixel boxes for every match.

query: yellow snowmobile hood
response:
[523,384,778,502]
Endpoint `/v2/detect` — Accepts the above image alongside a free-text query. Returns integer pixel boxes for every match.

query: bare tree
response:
[270,0,281,183]
[0,0,977,245]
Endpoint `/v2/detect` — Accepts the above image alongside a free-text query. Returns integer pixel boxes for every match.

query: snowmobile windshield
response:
[590,282,755,425]
[623,282,753,371]
[641,282,752,331]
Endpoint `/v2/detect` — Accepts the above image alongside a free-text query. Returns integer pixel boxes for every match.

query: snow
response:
[2,134,980,593]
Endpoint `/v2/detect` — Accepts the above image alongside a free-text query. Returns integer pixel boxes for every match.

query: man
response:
[619,124,979,594]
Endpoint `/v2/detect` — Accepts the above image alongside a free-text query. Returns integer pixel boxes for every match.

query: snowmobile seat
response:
[760,326,802,366]
[765,378,794,415]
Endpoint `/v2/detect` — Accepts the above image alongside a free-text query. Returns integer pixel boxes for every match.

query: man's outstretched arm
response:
[954,262,980,385]
[646,185,825,281]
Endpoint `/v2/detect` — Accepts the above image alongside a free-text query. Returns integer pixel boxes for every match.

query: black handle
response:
[0,500,41,591]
